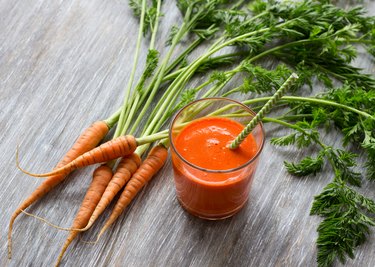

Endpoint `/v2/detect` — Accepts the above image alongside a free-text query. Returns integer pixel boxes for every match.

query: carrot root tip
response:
[20,209,76,231]
[79,235,99,245]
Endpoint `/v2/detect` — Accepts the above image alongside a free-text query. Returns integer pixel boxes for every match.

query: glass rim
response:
[169,97,265,174]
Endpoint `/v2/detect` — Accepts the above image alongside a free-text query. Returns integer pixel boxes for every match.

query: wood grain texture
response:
[1,1,374,266]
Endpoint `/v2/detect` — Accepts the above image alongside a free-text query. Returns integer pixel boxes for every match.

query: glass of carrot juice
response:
[169,98,265,220]
[169,97,265,220]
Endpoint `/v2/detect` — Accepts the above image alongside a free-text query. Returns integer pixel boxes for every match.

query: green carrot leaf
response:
[270,133,297,146]
[284,153,324,177]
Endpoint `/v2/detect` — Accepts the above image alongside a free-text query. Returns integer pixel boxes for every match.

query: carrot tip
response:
[15,146,49,178]
[7,243,12,259]
[79,234,100,245]
[20,209,77,231]
[8,228,13,259]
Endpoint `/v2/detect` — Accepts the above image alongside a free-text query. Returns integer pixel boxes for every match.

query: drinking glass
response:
[169,97,265,220]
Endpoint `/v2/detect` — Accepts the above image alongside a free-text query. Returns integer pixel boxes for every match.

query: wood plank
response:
[1,1,374,267]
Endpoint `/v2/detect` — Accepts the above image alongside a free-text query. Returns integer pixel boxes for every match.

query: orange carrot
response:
[17,135,137,178]
[95,144,168,240]
[55,165,113,267]
[8,120,109,259]
[78,153,141,232]
[19,154,142,235]
[56,121,110,166]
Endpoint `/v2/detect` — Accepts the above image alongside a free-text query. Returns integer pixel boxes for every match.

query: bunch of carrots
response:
[9,0,172,265]
[11,118,169,265]
[9,1,240,265]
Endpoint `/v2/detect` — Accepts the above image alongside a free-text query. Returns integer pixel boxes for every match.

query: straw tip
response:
[228,142,238,150]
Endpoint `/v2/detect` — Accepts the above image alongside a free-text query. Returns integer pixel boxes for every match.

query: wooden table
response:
[1,1,374,266]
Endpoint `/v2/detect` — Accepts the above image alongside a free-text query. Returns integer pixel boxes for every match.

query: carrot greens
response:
[114,0,148,138]
[157,1,375,266]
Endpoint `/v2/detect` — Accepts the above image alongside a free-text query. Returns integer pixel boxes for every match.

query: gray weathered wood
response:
[1,1,374,267]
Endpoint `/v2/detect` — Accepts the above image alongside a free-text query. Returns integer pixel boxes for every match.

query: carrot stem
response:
[114,0,147,138]
[163,38,203,75]
[135,130,168,146]
[129,6,194,135]
[121,94,140,135]
[243,96,373,119]
[104,108,122,129]
[149,0,162,50]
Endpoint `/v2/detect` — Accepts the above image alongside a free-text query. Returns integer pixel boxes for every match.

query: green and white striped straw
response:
[229,73,299,149]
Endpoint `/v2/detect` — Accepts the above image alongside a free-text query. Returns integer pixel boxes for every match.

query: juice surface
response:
[174,116,257,176]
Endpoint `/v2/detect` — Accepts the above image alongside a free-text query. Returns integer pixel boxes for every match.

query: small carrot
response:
[8,120,109,259]
[56,121,110,165]
[17,135,137,178]
[95,144,168,240]
[55,165,113,267]
[78,153,141,232]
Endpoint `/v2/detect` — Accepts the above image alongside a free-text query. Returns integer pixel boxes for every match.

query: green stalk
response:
[104,108,122,129]
[143,70,193,133]
[122,6,285,153]
[117,36,202,136]
[138,7,276,136]
[118,0,163,137]
[313,64,354,84]
[201,80,228,98]
[131,4,219,154]
[243,96,373,119]
[150,55,250,131]
[276,114,314,121]
[130,6,194,134]
[123,94,141,135]
[162,51,246,82]
[149,0,162,50]
[135,130,169,146]
[163,55,251,124]
[123,28,218,136]
[279,102,305,117]
[202,65,245,98]
[221,85,242,97]
[114,0,147,138]
[153,66,241,133]
[137,35,202,108]
[146,20,299,129]
[149,79,214,134]
[106,1,165,163]
[143,58,205,132]
[164,38,203,74]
